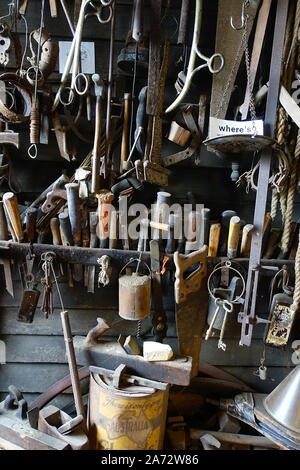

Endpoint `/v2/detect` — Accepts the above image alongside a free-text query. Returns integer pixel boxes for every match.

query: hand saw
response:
[174,245,208,377]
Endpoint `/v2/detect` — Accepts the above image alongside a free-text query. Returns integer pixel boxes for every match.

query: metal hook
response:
[230,0,249,30]
[28,144,38,159]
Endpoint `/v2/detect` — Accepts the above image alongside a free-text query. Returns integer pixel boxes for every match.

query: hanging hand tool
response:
[174,246,208,377]
[147,0,161,116]
[40,251,56,319]
[165,0,224,114]
[91,73,105,193]
[3,192,23,242]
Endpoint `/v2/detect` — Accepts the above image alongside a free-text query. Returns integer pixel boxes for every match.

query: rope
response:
[270,188,279,221]
[280,131,300,254]
[290,228,300,314]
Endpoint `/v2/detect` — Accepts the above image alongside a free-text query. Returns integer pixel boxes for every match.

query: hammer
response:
[91,74,105,194]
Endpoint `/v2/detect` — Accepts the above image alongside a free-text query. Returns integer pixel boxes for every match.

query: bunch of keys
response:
[40,251,56,319]
[205,298,234,351]
[205,261,246,351]
[17,248,40,323]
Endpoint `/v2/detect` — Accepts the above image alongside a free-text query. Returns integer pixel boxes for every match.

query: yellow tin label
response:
[95,389,165,450]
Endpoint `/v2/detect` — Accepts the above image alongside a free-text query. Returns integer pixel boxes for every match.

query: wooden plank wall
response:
[0,0,299,411]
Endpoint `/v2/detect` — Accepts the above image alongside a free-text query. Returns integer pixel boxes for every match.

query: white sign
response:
[59,41,95,74]
[209,117,264,139]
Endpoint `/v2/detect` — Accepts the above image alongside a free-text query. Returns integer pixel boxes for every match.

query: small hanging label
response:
[59,41,95,74]
[208,117,264,139]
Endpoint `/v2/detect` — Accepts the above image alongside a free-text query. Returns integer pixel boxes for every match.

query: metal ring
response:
[4,89,15,110]
[26,66,44,87]
[74,73,89,96]
[207,53,225,74]
[58,86,75,106]
[28,144,38,159]
[207,262,246,303]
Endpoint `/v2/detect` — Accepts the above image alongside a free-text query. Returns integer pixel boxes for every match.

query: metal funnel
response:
[264,365,300,433]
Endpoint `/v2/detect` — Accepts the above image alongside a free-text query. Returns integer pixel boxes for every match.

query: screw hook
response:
[230,1,249,30]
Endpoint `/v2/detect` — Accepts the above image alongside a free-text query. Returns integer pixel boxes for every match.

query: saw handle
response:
[174,245,208,304]
[3,192,23,242]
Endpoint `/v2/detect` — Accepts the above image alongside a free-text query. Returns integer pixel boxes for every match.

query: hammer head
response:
[92,73,105,98]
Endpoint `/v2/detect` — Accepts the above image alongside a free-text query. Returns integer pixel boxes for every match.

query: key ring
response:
[207,261,246,303]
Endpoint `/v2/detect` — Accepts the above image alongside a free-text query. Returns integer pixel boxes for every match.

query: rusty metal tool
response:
[41,178,68,214]
[174,245,208,377]
[91,74,105,193]
[17,249,40,323]
[143,40,171,186]
[132,0,144,43]
[146,0,161,116]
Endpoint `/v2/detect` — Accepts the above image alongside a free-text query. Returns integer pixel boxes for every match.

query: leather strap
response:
[0,73,33,122]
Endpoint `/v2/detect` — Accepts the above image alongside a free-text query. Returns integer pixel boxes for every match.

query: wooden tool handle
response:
[240,224,253,258]
[89,212,98,249]
[3,192,23,242]
[26,207,38,243]
[50,217,62,246]
[66,183,81,246]
[91,95,102,194]
[109,210,118,249]
[58,212,74,246]
[208,223,221,257]
[227,216,240,259]
[202,208,211,246]
[174,245,208,304]
[49,0,58,18]
[120,93,130,174]
[0,201,9,241]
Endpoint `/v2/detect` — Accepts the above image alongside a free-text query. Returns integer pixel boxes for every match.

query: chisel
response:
[3,192,23,242]
[208,223,221,257]
[240,224,254,258]
[87,212,98,293]
[66,183,82,281]
[227,216,240,259]
[219,210,237,255]
[26,207,38,244]
[58,212,74,287]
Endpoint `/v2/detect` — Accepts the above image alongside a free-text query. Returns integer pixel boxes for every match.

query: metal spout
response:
[264,365,300,433]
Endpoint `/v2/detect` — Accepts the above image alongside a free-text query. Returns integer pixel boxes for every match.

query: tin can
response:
[88,371,169,450]
[118,259,151,320]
